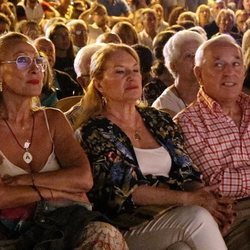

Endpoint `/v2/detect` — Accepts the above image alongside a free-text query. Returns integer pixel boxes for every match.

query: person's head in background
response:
[243,0,250,14]
[235,9,248,34]
[16,5,26,22]
[163,30,206,83]
[133,8,144,32]
[242,29,250,56]
[211,0,226,20]
[66,19,88,52]
[16,20,42,40]
[132,44,153,87]
[151,3,166,25]
[196,4,211,27]
[96,32,122,44]
[71,0,91,19]
[90,3,109,30]
[177,20,196,29]
[152,30,175,60]
[168,6,186,26]
[140,8,158,37]
[33,36,56,67]
[177,11,197,26]
[166,24,185,33]
[189,26,208,40]
[216,8,235,34]
[0,13,10,34]
[74,43,107,89]
[112,21,138,46]
[45,22,74,59]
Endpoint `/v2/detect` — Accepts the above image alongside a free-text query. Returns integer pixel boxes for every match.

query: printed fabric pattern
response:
[77,107,201,220]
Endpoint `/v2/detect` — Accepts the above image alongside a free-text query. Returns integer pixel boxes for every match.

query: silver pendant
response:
[23,151,33,164]
[24,141,30,150]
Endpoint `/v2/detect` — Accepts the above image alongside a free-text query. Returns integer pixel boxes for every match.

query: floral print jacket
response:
[77,107,201,221]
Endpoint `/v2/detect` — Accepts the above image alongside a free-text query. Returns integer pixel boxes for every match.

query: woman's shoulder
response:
[79,116,111,135]
[35,107,69,127]
[138,106,173,122]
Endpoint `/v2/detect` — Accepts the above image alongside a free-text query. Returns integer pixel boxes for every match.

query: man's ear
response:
[194,66,202,85]
[170,62,176,73]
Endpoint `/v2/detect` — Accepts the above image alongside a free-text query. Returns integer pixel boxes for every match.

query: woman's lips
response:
[27,79,40,85]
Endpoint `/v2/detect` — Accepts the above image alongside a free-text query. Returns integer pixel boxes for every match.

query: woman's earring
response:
[102,96,107,106]
[0,81,3,92]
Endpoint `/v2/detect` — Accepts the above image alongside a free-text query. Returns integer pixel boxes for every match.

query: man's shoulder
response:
[175,101,201,120]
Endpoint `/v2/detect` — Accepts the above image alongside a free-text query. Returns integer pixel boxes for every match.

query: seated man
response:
[174,34,250,249]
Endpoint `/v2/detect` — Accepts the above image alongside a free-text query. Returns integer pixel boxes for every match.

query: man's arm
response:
[174,114,250,198]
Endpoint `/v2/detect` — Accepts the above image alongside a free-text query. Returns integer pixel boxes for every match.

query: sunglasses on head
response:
[0,56,47,72]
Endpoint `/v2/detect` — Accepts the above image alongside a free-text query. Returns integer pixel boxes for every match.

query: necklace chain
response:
[3,114,35,164]
[107,112,142,141]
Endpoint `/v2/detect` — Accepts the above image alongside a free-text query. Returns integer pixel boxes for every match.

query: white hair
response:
[163,30,205,78]
[195,34,240,67]
[74,43,107,77]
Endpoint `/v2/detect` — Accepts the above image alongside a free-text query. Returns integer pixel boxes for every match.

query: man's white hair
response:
[74,43,107,77]
[195,34,240,67]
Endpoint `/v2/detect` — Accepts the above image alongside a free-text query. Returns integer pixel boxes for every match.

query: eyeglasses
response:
[71,30,86,36]
[0,56,47,72]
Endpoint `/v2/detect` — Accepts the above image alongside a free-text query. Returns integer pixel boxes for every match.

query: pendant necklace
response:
[108,112,142,141]
[3,114,35,164]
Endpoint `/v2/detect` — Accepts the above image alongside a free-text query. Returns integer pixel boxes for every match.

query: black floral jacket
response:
[76,107,201,220]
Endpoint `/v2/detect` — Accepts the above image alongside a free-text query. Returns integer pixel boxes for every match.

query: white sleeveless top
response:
[0,109,60,177]
[134,146,172,177]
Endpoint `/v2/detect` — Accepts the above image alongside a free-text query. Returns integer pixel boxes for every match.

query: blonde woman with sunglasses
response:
[0,32,128,249]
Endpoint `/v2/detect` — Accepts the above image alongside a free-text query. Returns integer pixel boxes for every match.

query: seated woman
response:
[0,32,127,249]
[75,43,234,249]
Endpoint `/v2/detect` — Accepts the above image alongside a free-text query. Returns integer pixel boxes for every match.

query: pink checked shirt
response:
[174,88,250,199]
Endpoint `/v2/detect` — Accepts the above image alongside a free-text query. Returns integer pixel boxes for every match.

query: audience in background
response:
[96,31,122,43]
[196,4,211,27]
[66,19,88,55]
[111,21,138,45]
[138,8,158,49]
[34,36,82,99]
[87,3,110,44]
[46,22,76,80]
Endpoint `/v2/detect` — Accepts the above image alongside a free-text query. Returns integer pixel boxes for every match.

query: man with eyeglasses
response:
[66,20,88,55]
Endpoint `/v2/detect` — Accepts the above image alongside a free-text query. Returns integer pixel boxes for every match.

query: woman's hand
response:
[190,184,236,235]
[40,188,90,203]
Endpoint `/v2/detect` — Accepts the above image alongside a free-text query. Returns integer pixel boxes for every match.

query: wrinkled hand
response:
[191,184,235,235]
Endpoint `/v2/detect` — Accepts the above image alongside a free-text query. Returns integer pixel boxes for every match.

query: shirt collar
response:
[198,87,249,113]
